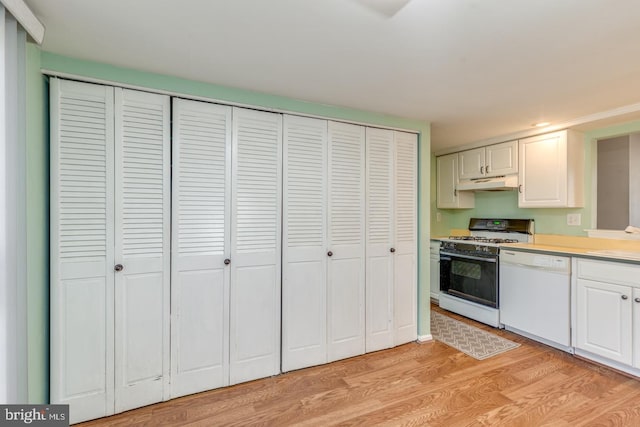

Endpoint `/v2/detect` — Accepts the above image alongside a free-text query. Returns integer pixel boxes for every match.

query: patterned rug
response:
[431,311,520,360]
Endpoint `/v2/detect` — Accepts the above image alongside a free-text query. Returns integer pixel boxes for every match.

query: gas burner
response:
[447,236,519,244]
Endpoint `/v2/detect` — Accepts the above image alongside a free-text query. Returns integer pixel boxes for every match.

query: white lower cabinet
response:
[574,258,640,373]
[429,240,440,300]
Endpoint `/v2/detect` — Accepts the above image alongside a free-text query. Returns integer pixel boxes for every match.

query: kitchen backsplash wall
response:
[431,119,640,237]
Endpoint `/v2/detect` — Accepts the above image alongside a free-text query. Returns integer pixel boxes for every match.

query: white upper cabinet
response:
[458,140,517,180]
[518,130,584,208]
[485,140,518,177]
[458,147,484,180]
[436,153,474,209]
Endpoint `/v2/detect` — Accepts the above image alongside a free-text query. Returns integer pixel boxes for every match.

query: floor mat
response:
[431,311,520,360]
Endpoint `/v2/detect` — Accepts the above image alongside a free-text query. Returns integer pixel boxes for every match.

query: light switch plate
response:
[567,213,581,226]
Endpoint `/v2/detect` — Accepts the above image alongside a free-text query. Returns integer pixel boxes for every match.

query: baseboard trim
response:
[417,334,433,343]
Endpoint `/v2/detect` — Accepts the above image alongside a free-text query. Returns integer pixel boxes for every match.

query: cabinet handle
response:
[486,165,490,174]
[390,248,396,253]
[114,264,123,272]
[622,295,629,300]
[454,189,457,197]
[518,185,523,193]
[327,251,333,257]
[480,166,484,174]
[635,298,640,303]
[224,258,231,265]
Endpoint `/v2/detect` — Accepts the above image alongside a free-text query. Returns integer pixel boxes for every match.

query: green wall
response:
[431,121,640,237]
[26,43,48,403]
[27,50,432,400]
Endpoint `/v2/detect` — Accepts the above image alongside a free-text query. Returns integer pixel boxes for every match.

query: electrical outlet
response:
[567,213,581,226]
[436,212,442,222]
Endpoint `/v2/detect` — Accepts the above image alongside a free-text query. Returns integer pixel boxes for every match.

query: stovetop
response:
[445,236,520,244]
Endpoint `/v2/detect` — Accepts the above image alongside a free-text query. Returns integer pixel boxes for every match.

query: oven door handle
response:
[439,251,497,263]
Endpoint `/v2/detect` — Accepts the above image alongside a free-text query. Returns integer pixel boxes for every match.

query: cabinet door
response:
[50,79,115,424]
[485,140,517,177]
[634,288,640,369]
[436,154,473,209]
[458,147,485,180]
[282,115,328,372]
[429,241,440,300]
[170,99,231,397]
[113,88,171,412]
[518,132,567,207]
[327,121,366,362]
[575,278,632,365]
[229,107,282,384]
[365,128,395,352]
[393,131,418,345]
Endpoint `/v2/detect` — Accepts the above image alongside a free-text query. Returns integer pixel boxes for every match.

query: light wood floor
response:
[78,305,640,426]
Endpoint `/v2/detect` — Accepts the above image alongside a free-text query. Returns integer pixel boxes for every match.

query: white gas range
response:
[438,218,534,327]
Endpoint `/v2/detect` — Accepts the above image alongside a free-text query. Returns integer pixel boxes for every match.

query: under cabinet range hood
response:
[456,174,518,192]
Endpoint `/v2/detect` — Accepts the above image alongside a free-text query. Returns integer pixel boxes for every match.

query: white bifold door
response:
[282,118,366,371]
[171,100,282,396]
[364,128,418,352]
[50,78,171,424]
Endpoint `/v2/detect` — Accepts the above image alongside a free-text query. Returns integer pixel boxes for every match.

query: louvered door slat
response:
[393,131,418,345]
[230,107,282,384]
[365,128,395,353]
[114,88,170,412]
[282,115,328,372]
[327,121,365,362]
[50,78,115,424]
[171,99,231,398]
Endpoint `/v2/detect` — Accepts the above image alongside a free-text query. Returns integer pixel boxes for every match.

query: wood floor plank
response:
[77,305,640,426]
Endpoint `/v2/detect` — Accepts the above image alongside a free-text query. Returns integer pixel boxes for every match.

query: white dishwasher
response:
[500,249,572,353]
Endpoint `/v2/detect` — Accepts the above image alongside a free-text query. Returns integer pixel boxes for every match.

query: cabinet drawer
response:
[576,258,640,286]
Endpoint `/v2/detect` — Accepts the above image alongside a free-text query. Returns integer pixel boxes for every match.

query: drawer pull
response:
[635,298,640,303]
[622,295,629,300]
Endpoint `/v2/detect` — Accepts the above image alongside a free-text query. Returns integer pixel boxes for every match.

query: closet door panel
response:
[50,78,115,424]
[230,107,282,384]
[170,99,231,397]
[327,121,366,362]
[365,128,395,352]
[282,115,328,372]
[114,88,171,411]
[394,131,418,345]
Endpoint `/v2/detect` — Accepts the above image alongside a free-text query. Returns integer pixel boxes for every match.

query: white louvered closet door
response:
[282,115,328,372]
[171,99,231,397]
[50,78,115,424]
[365,128,395,353]
[393,131,418,345]
[327,121,366,362]
[230,107,282,384]
[113,88,171,412]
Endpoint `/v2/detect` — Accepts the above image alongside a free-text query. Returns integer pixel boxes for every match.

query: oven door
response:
[439,251,498,308]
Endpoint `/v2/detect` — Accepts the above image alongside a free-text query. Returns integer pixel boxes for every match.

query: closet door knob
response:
[327,251,333,257]
[114,264,124,272]
[224,259,231,265]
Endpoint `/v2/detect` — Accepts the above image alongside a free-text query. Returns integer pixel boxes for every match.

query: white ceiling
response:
[24,0,640,151]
